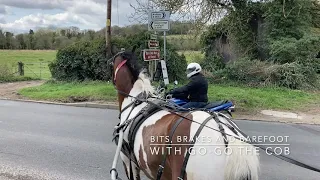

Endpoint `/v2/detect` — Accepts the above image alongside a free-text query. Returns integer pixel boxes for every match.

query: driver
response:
[168,62,208,109]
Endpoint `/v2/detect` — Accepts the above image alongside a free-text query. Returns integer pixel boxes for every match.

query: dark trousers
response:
[181,102,207,109]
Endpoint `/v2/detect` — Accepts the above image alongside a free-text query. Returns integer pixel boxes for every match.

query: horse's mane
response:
[120,51,155,96]
[119,51,141,82]
[133,72,155,95]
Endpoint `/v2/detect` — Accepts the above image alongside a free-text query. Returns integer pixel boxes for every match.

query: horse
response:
[109,48,260,180]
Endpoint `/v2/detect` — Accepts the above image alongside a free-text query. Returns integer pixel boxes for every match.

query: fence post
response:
[18,62,24,76]
[40,62,42,79]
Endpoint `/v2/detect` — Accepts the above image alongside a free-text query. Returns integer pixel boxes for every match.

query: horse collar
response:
[114,59,127,82]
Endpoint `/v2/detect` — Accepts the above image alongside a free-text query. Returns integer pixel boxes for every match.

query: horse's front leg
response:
[120,152,140,180]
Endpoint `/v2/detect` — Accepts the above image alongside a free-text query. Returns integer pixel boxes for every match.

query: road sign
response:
[150,34,157,40]
[143,49,160,61]
[149,20,170,31]
[160,60,169,85]
[149,11,170,21]
[148,40,159,48]
[148,11,170,31]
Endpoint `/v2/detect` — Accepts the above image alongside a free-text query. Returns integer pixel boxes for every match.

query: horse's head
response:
[109,45,141,109]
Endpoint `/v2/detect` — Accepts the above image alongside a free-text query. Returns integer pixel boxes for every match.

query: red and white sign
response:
[148,40,159,48]
[143,49,160,61]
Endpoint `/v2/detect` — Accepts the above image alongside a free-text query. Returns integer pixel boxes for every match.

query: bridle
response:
[108,51,128,86]
[113,59,127,84]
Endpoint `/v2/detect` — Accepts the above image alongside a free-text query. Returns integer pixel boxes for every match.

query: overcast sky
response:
[0,0,143,34]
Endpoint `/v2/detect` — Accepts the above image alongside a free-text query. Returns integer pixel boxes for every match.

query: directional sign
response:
[150,34,157,40]
[143,49,160,61]
[149,11,170,21]
[148,40,159,48]
[148,11,170,32]
[149,20,170,31]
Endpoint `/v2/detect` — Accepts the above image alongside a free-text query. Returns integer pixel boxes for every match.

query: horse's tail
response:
[224,138,260,180]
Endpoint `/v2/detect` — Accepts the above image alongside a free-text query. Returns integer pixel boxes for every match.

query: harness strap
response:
[156,111,194,180]
[114,59,127,82]
[112,132,139,166]
[119,101,135,119]
[178,113,214,180]
[129,151,134,180]
[128,104,163,150]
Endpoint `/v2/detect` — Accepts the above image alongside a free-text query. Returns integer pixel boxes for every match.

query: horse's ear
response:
[111,44,119,55]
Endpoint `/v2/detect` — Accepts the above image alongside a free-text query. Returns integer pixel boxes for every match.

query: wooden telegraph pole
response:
[106,0,112,57]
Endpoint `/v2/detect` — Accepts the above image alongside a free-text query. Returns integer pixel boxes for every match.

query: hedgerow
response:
[49,31,187,82]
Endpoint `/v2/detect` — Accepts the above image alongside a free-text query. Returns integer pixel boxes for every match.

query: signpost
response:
[150,34,157,40]
[148,11,170,31]
[149,20,170,31]
[143,49,160,61]
[146,10,171,85]
[148,40,159,49]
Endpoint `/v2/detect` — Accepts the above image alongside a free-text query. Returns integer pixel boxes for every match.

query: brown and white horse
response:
[110,49,260,180]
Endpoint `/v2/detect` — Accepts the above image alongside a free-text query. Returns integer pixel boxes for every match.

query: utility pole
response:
[106,0,112,57]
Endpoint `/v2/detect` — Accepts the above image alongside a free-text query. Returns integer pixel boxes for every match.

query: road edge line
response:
[1,98,319,125]
[0,98,118,110]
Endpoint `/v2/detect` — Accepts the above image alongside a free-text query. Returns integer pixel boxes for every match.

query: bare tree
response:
[128,0,232,28]
[128,0,270,32]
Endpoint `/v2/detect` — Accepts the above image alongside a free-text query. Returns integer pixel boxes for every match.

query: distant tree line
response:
[0,20,196,50]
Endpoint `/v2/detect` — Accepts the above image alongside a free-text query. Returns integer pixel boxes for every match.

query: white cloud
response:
[0,12,102,32]
[0,0,138,33]
[0,0,71,10]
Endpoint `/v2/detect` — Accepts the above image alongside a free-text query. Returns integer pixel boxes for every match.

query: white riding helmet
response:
[186,63,202,78]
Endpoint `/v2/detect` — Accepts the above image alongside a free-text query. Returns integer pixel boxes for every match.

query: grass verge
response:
[0,76,40,83]
[18,80,320,111]
[18,80,117,103]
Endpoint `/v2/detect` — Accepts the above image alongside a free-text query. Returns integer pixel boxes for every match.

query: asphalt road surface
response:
[0,100,319,180]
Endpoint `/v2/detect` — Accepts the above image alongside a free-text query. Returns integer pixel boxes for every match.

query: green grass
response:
[165,34,202,52]
[18,80,117,103]
[0,50,57,79]
[206,84,319,111]
[18,80,320,111]
[0,76,40,83]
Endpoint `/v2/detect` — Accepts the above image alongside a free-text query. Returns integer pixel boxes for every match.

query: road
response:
[0,100,319,180]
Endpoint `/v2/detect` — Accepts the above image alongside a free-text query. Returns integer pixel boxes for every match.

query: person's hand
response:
[167,89,175,95]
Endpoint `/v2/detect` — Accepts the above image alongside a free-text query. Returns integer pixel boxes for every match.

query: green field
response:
[177,50,205,63]
[165,34,202,52]
[0,50,57,79]
[0,48,203,80]
[18,81,320,111]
